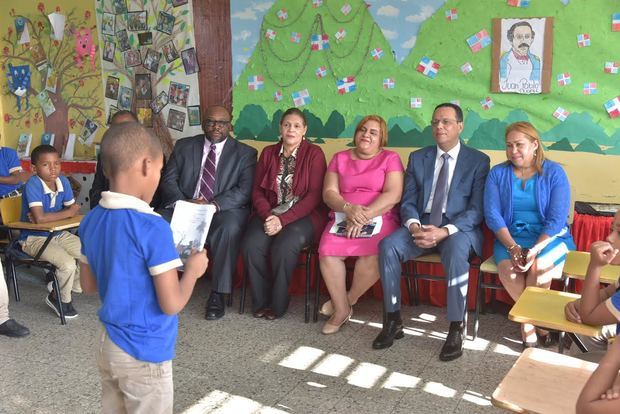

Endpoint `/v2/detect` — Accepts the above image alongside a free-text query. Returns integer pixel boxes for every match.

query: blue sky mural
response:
[230,0,450,81]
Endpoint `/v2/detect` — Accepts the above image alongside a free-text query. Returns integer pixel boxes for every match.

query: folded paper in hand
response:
[329,212,382,238]
[170,201,215,261]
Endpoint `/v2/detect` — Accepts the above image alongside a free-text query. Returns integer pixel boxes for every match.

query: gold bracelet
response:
[508,244,520,252]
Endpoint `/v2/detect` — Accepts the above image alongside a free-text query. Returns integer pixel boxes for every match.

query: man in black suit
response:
[158,105,257,320]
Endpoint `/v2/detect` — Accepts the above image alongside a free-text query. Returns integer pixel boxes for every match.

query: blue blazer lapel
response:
[215,137,234,193]
[422,148,436,209]
[448,143,468,201]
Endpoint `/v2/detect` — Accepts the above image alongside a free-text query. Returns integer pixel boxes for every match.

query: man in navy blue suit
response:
[374,103,490,361]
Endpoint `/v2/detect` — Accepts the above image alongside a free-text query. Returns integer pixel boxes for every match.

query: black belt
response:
[0,189,22,199]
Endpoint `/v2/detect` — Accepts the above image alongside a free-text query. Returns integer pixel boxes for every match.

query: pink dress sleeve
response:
[326,150,343,173]
[384,151,405,173]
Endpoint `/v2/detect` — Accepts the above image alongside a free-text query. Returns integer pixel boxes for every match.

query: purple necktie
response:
[200,144,216,201]
[430,153,450,227]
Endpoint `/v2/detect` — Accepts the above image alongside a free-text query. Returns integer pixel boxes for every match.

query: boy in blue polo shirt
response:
[79,123,208,413]
[0,145,31,199]
[21,145,81,319]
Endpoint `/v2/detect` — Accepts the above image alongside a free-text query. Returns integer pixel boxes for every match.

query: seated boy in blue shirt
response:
[21,145,81,319]
[0,145,31,199]
[79,123,208,413]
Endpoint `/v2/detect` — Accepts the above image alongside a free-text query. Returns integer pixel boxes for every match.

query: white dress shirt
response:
[405,142,461,235]
[192,137,227,199]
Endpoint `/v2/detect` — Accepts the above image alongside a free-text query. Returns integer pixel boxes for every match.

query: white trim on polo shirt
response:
[34,176,67,209]
[149,259,184,276]
[99,191,160,216]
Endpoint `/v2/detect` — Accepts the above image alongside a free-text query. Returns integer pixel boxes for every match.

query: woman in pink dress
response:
[319,115,404,334]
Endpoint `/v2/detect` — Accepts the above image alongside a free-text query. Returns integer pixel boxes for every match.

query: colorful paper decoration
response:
[290,32,301,43]
[604,96,620,118]
[583,82,597,95]
[577,33,590,47]
[467,29,491,53]
[312,0,323,8]
[612,13,620,31]
[274,90,282,102]
[7,63,31,112]
[341,3,352,15]
[265,29,276,40]
[337,76,356,94]
[335,29,346,42]
[311,34,329,51]
[557,72,571,86]
[277,9,288,21]
[460,62,473,74]
[410,97,422,109]
[605,61,619,74]
[507,0,530,7]
[315,66,327,78]
[248,75,264,90]
[445,8,458,21]
[553,107,569,122]
[15,17,30,44]
[383,78,395,89]
[416,56,440,79]
[292,89,311,106]
[75,28,96,70]
[371,48,384,60]
[480,97,494,110]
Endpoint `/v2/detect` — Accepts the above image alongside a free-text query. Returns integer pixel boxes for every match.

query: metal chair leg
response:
[51,272,66,325]
[304,249,311,323]
[474,271,483,340]
[313,252,320,323]
[8,260,20,302]
[412,262,420,306]
[239,270,246,314]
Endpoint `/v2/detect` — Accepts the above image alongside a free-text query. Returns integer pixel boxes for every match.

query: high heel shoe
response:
[322,307,353,335]
[319,300,334,317]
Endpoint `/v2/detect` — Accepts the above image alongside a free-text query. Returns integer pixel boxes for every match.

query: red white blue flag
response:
[604,96,620,118]
[337,76,356,94]
[557,72,571,86]
[553,107,569,122]
[247,75,264,91]
[292,89,311,107]
[416,56,440,79]
[311,34,329,51]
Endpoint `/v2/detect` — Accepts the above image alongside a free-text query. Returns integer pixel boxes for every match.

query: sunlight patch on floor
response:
[182,390,289,414]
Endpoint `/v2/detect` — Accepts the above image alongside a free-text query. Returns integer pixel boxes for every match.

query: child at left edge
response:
[20,145,82,319]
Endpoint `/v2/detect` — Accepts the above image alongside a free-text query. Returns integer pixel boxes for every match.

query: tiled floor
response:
[1,269,549,413]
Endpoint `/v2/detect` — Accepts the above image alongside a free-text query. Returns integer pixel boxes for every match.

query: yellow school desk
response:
[492,347,597,413]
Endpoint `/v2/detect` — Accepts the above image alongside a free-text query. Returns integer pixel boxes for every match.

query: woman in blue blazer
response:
[484,121,575,348]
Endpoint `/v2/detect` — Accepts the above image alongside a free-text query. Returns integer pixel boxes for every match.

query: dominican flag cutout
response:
[613,13,620,31]
[410,97,422,109]
[371,48,384,60]
[315,66,327,78]
[248,75,264,91]
[277,9,288,21]
[311,34,329,51]
[583,83,597,95]
[274,90,282,102]
[507,0,530,7]
[553,107,569,122]
[312,0,323,8]
[265,29,276,40]
[577,33,590,47]
[604,96,620,118]
[292,89,311,107]
[337,76,356,94]
[445,8,458,21]
[605,62,619,74]
[290,32,301,43]
[383,78,395,89]
[467,29,491,53]
[480,97,493,110]
[416,56,440,79]
[557,73,571,86]
[335,29,346,41]
[341,3,352,15]
[461,62,473,74]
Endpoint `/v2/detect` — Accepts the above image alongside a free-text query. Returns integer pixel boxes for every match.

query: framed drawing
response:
[491,17,553,94]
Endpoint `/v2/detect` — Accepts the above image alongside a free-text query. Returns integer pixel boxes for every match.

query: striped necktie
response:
[429,153,450,227]
[200,144,217,201]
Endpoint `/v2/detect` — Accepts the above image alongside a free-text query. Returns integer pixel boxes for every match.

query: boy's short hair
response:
[31,145,59,165]
[110,110,138,124]
[101,123,162,178]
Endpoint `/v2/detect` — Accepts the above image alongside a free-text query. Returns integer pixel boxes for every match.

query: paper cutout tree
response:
[96,0,192,146]
[0,5,104,148]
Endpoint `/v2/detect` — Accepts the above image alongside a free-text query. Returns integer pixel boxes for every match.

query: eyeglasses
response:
[204,119,230,127]
[430,119,461,127]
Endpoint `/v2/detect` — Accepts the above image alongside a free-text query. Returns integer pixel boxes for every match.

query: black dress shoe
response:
[252,308,267,318]
[263,309,277,320]
[0,319,30,337]
[372,311,404,349]
[439,321,464,361]
[205,292,225,320]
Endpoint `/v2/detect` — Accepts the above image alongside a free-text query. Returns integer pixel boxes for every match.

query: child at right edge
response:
[79,123,208,414]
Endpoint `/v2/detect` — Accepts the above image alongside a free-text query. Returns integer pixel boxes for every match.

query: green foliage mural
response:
[233,0,620,154]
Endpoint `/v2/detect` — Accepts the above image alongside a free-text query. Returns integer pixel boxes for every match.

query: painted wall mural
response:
[231,0,620,202]
[0,1,105,157]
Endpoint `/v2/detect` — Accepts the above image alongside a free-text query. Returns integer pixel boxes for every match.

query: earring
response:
[534,150,537,157]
